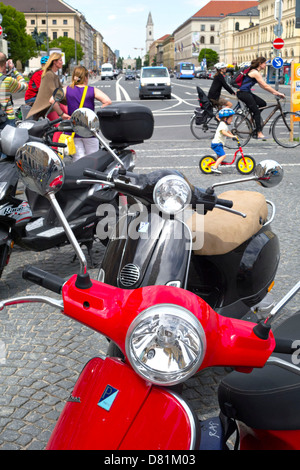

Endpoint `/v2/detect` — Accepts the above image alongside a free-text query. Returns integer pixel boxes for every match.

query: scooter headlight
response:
[125,304,206,386]
[153,175,192,215]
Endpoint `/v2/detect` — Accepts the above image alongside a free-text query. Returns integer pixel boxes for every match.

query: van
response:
[139,66,172,99]
[101,63,114,80]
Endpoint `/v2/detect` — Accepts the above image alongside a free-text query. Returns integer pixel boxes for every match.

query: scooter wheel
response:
[199,155,216,174]
[236,155,256,174]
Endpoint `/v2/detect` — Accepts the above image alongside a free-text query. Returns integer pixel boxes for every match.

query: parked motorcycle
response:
[0,101,152,277]
[81,154,282,321]
[1,140,299,450]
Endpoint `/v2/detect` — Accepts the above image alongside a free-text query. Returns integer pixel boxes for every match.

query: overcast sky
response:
[64,0,253,58]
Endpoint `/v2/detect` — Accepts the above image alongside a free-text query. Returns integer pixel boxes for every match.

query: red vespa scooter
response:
[1,141,300,451]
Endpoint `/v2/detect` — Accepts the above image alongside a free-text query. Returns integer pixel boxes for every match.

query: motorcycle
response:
[1,140,300,450]
[80,138,282,322]
[0,99,152,277]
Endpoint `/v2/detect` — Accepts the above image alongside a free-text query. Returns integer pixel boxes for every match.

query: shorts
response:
[211,142,226,157]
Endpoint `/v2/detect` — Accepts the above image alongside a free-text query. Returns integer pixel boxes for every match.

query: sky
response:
[63,0,243,59]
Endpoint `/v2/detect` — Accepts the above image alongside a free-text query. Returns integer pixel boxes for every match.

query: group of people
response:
[0,52,286,169]
[0,51,112,162]
[207,57,285,173]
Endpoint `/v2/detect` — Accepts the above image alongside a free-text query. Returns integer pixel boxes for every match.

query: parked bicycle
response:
[231,97,300,148]
[199,135,256,175]
[190,86,243,149]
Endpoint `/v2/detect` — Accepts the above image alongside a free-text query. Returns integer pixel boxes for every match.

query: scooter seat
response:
[187,190,268,255]
[218,313,300,430]
[63,150,114,190]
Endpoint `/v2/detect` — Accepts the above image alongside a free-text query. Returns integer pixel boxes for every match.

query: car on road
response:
[125,70,136,80]
[195,70,209,79]
[139,66,172,100]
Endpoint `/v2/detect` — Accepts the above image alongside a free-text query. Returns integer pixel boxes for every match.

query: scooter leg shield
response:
[46,357,198,450]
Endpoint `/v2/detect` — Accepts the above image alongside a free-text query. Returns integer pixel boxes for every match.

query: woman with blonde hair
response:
[51,65,112,161]
[27,52,68,120]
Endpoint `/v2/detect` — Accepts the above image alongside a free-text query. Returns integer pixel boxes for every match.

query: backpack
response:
[230,66,250,89]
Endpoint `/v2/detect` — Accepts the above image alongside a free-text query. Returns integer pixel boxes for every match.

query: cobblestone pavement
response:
[0,108,299,449]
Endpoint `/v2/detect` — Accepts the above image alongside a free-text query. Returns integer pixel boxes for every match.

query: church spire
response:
[146,12,154,54]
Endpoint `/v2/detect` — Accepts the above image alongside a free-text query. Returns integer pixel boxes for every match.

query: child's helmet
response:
[219,108,235,118]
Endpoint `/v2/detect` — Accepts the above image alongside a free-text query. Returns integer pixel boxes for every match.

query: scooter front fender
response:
[46,356,198,450]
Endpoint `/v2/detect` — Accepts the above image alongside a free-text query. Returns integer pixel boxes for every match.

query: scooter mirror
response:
[52,87,64,102]
[71,108,100,138]
[15,142,64,196]
[255,160,283,188]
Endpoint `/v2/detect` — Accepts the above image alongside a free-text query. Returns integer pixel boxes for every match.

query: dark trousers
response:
[237,91,267,133]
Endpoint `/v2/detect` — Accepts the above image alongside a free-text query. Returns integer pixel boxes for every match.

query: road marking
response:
[116,77,131,101]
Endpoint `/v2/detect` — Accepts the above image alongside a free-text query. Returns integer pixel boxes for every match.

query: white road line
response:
[116,77,131,101]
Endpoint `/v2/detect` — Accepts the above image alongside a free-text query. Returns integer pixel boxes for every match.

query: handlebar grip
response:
[22,266,65,294]
[83,169,109,181]
[50,117,63,126]
[274,337,298,354]
[216,198,233,209]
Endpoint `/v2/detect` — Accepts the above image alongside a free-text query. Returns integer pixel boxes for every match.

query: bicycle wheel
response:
[272,112,300,148]
[190,115,217,140]
[199,155,216,174]
[236,155,256,174]
[226,114,252,149]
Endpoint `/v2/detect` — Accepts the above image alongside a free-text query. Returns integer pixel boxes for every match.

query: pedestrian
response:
[0,52,28,130]
[26,52,67,121]
[237,57,285,140]
[50,65,112,161]
[24,56,49,106]
[208,62,236,109]
[210,108,237,174]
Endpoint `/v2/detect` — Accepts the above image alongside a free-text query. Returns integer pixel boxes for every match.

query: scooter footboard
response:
[46,356,198,450]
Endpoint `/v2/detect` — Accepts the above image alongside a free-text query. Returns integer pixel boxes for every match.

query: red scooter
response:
[1,141,300,451]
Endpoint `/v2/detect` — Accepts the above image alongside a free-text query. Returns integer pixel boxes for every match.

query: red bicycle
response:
[199,136,256,175]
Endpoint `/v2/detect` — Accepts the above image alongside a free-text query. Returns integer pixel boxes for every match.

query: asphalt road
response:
[0,76,299,450]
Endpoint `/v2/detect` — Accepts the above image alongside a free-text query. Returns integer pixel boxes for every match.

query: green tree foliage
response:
[198,48,219,68]
[0,3,37,65]
[49,36,84,67]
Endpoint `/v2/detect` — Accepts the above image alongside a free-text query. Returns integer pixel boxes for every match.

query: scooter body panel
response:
[101,212,192,289]
[46,356,194,450]
[239,424,300,450]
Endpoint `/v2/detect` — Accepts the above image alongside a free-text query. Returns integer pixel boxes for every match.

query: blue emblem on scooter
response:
[98,385,119,411]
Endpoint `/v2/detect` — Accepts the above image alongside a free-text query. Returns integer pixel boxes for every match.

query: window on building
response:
[200,36,205,44]
[53,32,57,39]
[52,19,57,25]
[210,36,214,44]
[210,25,215,31]
[63,19,68,25]
[31,20,35,25]
[201,25,205,31]
[63,32,68,37]
[235,22,240,31]
[42,19,46,25]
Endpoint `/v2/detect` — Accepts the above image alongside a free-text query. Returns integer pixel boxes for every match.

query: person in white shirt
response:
[210,108,237,174]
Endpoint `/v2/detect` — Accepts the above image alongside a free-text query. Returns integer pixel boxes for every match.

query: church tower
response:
[146,12,154,54]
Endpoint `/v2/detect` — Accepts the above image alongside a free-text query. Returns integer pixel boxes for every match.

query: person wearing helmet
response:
[210,108,237,173]
[208,62,236,109]
[25,55,49,106]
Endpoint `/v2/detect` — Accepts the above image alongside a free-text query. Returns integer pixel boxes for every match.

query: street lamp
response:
[134,47,144,67]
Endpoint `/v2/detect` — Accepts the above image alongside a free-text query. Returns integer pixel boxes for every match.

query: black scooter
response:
[0,102,153,278]
[81,156,283,322]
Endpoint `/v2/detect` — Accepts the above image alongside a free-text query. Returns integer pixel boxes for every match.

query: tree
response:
[49,36,84,68]
[0,2,38,66]
[198,48,219,68]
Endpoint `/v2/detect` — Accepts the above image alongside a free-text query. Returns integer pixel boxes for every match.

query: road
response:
[0,75,299,449]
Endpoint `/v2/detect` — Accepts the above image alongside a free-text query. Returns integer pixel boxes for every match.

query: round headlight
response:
[153,175,192,215]
[125,304,206,386]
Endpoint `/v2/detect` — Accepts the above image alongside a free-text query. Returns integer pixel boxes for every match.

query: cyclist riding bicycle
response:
[208,62,236,109]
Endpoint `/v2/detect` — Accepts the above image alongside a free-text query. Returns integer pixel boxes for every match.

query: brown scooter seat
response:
[187,190,268,256]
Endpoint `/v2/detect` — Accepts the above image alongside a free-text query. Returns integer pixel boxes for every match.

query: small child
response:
[210,108,237,174]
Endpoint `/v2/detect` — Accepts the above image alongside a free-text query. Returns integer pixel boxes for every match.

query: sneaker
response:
[211,167,222,174]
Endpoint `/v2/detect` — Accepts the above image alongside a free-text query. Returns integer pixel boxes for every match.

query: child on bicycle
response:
[210,108,237,174]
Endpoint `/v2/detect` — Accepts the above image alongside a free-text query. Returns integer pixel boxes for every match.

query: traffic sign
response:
[272,57,284,69]
[0,25,2,36]
[273,37,284,49]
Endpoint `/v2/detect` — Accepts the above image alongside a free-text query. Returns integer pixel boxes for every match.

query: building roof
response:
[226,6,259,16]
[192,1,258,18]
[157,34,171,42]
[1,0,75,14]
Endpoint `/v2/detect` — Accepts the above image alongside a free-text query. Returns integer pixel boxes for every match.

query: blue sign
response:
[272,57,284,69]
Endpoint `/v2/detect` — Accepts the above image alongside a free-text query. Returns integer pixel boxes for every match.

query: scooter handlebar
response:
[216,197,233,209]
[83,169,109,181]
[22,266,65,294]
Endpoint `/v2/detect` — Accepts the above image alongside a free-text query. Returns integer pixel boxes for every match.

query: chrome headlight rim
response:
[125,303,206,386]
[153,174,192,215]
